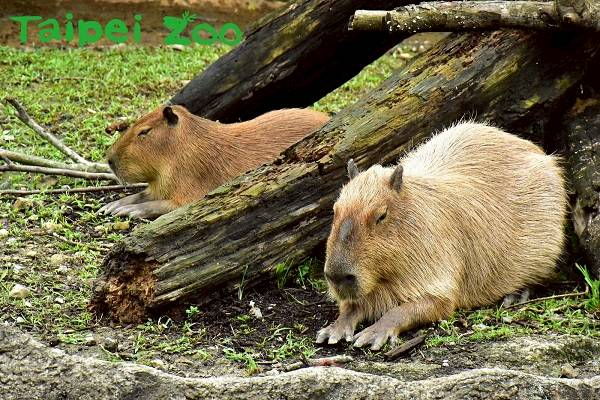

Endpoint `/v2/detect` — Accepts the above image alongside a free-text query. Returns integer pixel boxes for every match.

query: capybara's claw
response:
[316,322,354,345]
[353,324,396,351]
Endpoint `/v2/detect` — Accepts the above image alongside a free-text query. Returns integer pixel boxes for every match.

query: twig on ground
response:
[284,355,354,372]
[384,333,428,361]
[504,288,589,310]
[5,98,109,172]
[0,183,147,196]
[50,232,111,252]
[0,163,118,181]
[0,148,109,172]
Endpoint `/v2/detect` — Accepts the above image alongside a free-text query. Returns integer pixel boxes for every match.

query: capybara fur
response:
[316,122,567,350]
[101,105,329,218]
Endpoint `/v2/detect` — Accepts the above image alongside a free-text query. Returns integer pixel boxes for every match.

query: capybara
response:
[100,105,329,219]
[316,122,567,350]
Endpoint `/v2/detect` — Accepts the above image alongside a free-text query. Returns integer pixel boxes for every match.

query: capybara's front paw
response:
[316,320,355,345]
[98,199,124,215]
[353,321,398,351]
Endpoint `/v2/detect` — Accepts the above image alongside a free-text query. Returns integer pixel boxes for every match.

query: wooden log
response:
[169,0,412,122]
[91,31,600,322]
[350,0,600,34]
[564,98,600,277]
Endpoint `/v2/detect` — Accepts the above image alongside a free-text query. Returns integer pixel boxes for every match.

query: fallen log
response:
[350,0,600,34]
[169,0,412,122]
[91,31,599,322]
[564,98,600,278]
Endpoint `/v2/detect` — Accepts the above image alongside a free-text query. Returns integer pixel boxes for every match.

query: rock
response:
[112,221,130,231]
[0,229,9,239]
[1,326,600,400]
[25,250,37,258]
[54,297,65,304]
[101,337,118,353]
[42,222,61,233]
[9,284,30,299]
[15,317,25,324]
[12,197,33,211]
[57,265,69,274]
[148,359,167,370]
[49,254,69,267]
[83,334,96,346]
[249,300,263,320]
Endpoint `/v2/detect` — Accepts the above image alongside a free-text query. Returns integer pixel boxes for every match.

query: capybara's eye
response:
[376,210,387,225]
[138,128,152,137]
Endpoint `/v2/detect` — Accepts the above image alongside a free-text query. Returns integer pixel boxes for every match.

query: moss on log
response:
[169,0,414,122]
[91,31,599,322]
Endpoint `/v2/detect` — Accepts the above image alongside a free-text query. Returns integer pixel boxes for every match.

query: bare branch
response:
[350,1,600,34]
[0,148,111,173]
[0,184,147,196]
[0,163,118,181]
[5,98,91,165]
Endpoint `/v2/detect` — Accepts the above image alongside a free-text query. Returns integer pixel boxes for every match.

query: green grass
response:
[1,38,598,371]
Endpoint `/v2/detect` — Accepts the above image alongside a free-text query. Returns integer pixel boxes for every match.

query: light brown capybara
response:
[100,105,329,219]
[317,122,567,350]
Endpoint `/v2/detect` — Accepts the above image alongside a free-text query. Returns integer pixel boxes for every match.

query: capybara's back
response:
[399,122,566,309]
[318,122,567,349]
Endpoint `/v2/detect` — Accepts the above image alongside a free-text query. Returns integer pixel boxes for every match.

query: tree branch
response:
[4,98,100,166]
[0,148,110,173]
[0,184,147,196]
[349,1,600,34]
[0,163,118,181]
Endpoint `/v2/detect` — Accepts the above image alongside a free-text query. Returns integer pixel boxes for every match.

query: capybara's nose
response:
[326,272,356,287]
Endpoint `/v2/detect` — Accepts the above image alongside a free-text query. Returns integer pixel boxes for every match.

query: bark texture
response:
[91,30,600,323]
[350,0,600,34]
[564,98,600,277]
[169,0,411,122]
[1,325,600,400]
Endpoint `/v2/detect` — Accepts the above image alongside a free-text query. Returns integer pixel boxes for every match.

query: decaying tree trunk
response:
[564,99,600,277]
[169,0,413,122]
[350,0,600,34]
[91,30,599,322]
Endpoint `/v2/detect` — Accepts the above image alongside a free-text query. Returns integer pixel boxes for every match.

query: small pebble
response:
[25,250,37,258]
[83,334,96,346]
[148,359,167,369]
[9,284,31,299]
[57,265,69,274]
[54,296,65,304]
[560,363,578,378]
[15,316,25,324]
[0,229,9,239]
[49,254,69,267]
[112,221,130,231]
[102,337,118,352]
[442,359,449,367]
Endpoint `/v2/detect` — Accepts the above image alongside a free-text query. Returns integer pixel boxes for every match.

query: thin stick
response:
[0,183,147,196]
[5,98,90,165]
[0,148,111,173]
[50,232,111,252]
[0,163,118,181]
[284,355,353,372]
[504,288,589,310]
[384,334,427,361]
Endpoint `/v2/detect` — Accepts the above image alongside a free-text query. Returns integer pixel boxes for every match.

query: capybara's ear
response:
[163,106,179,126]
[390,165,403,192]
[347,159,359,180]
